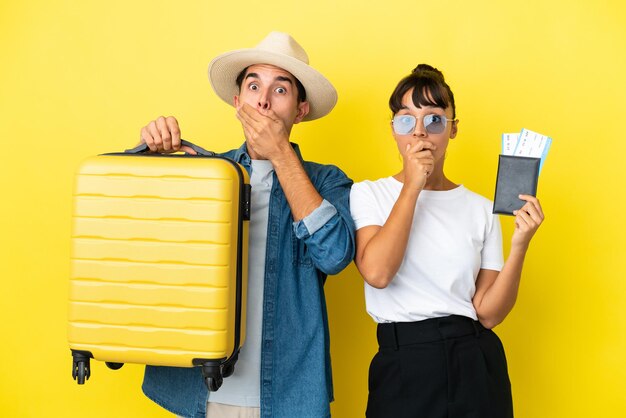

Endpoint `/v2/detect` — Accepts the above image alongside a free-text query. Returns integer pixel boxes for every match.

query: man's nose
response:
[257,91,270,111]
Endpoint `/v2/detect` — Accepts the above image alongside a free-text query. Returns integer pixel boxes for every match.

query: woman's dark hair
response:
[389,64,456,118]
[235,66,307,103]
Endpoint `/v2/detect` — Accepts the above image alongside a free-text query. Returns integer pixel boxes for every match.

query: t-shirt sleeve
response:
[480,212,504,271]
[350,182,384,230]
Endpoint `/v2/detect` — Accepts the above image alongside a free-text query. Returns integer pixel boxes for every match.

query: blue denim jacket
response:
[142,142,356,418]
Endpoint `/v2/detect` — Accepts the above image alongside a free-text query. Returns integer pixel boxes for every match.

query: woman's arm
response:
[354,142,435,288]
[473,195,545,328]
[354,186,420,288]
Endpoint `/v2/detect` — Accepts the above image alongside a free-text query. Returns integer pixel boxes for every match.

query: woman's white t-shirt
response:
[350,177,504,323]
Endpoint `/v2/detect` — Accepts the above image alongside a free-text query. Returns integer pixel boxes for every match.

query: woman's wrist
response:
[399,183,421,200]
[509,241,530,257]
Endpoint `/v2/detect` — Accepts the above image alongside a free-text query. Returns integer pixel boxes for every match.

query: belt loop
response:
[392,323,399,351]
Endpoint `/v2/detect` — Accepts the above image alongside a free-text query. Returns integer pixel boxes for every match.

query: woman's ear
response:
[390,119,397,137]
[449,119,459,139]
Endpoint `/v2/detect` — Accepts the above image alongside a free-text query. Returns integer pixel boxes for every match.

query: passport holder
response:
[493,155,540,215]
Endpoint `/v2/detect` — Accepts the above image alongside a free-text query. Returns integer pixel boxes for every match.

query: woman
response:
[350,64,544,418]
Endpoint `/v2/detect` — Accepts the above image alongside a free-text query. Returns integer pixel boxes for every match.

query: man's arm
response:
[290,167,356,275]
[236,103,355,274]
[236,103,323,220]
[265,135,355,275]
[271,146,323,220]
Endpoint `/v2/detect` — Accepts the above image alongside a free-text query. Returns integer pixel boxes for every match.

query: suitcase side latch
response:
[242,184,251,221]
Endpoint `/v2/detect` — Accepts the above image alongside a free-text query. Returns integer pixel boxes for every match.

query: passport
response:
[493,155,540,215]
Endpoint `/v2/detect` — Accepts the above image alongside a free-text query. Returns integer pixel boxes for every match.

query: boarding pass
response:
[501,128,552,173]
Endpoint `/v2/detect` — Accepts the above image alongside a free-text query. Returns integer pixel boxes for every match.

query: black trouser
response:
[366,315,513,418]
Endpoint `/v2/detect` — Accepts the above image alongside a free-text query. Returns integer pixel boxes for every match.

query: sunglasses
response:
[392,114,455,135]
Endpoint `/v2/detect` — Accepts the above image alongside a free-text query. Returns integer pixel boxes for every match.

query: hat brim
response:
[208,49,337,121]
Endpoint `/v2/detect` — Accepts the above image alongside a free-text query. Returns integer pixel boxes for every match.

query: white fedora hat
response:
[208,31,337,121]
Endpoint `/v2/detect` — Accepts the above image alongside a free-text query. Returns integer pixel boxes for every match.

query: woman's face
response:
[391,88,458,164]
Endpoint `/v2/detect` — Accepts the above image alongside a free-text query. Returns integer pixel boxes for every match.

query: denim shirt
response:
[142,142,356,418]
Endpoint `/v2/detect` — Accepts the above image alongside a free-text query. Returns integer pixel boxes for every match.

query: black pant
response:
[366,315,513,418]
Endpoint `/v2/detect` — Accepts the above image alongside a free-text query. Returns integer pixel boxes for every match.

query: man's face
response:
[234,64,309,132]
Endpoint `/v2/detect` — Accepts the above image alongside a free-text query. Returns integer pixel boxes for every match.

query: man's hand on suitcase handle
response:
[140,116,197,155]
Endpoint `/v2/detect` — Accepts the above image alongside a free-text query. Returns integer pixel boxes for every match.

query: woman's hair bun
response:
[412,64,445,81]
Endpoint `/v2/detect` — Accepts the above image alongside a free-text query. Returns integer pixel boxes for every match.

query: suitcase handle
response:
[124,139,215,156]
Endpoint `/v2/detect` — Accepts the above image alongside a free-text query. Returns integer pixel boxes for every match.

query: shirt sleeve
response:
[350,182,384,230]
[290,165,355,275]
[480,212,504,271]
[293,199,337,239]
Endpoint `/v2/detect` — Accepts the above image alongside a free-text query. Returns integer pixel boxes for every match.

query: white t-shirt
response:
[350,177,504,323]
[208,159,273,407]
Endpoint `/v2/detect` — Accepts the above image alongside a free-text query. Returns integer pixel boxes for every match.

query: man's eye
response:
[276,87,286,94]
[249,84,258,91]
[430,115,442,123]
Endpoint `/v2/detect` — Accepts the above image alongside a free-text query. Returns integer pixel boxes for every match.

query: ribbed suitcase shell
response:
[68,154,248,370]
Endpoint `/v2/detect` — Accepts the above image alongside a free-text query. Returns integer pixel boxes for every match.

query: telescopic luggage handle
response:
[125,139,215,156]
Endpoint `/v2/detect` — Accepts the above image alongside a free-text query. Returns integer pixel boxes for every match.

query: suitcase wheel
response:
[205,376,223,392]
[71,350,92,385]
[222,362,235,378]
[105,362,124,370]
[222,351,238,378]
[200,362,224,391]
[72,360,90,384]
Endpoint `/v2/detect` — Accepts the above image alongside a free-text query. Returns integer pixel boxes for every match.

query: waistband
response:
[376,315,486,350]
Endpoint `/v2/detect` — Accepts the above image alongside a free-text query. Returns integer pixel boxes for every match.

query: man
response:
[139,32,355,418]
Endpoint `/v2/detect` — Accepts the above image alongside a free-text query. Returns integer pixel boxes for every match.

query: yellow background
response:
[1,0,625,416]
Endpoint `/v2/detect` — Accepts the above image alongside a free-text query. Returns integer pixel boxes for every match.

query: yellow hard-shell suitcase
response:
[68,140,250,391]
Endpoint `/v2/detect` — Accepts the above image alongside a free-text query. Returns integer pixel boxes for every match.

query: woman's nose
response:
[412,119,427,137]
